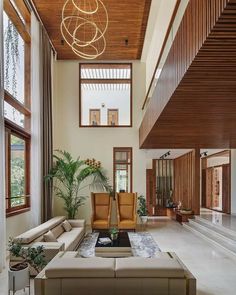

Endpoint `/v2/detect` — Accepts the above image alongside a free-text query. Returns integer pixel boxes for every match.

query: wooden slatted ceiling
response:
[140,0,236,149]
[32,0,151,60]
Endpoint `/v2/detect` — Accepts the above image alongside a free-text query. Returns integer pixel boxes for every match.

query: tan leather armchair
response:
[116,193,137,230]
[91,193,111,230]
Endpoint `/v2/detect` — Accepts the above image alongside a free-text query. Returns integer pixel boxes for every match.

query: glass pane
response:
[4,101,24,127]
[115,164,131,193]
[10,135,26,207]
[115,151,131,163]
[3,11,25,104]
[81,83,130,126]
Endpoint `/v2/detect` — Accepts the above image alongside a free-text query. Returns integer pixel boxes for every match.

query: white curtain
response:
[30,12,42,227]
[0,0,6,273]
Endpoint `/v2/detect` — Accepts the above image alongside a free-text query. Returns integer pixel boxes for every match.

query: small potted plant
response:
[137,195,148,223]
[109,227,119,240]
[8,238,46,293]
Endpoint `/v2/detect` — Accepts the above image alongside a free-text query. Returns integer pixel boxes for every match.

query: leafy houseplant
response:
[137,195,148,223]
[8,238,46,274]
[46,150,112,219]
[109,227,119,240]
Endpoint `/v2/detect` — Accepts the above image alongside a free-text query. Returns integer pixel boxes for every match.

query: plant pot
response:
[141,216,148,224]
[8,263,30,293]
[110,233,118,240]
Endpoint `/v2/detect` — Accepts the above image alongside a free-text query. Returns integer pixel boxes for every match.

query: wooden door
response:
[222,164,231,214]
[89,109,100,125]
[206,168,213,208]
[108,109,119,126]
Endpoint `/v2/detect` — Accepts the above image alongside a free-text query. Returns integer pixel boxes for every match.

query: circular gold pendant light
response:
[60,0,108,59]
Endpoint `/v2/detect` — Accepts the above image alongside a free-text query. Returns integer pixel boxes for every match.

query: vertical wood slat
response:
[140,0,233,146]
[173,150,200,215]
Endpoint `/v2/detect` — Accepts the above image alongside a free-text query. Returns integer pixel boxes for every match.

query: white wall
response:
[53,60,147,224]
[6,212,32,241]
[231,150,236,215]
[82,88,130,125]
[141,0,189,94]
[207,157,229,167]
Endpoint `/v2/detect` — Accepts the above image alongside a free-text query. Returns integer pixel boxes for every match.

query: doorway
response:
[201,151,230,214]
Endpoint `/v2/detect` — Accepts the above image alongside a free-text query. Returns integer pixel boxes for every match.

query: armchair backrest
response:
[116,193,137,220]
[91,193,111,220]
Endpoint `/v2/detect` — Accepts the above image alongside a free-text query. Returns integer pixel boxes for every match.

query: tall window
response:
[79,63,132,127]
[3,0,31,216]
[113,148,132,193]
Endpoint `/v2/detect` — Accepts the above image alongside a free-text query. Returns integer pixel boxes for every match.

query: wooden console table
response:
[176,212,194,223]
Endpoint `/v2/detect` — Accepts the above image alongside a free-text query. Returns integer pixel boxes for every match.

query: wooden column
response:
[193,148,200,215]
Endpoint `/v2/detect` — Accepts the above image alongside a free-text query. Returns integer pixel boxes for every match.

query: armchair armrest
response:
[68,219,86,228]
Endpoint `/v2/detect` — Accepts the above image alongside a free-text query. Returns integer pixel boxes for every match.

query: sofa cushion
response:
[14,216,66,244]
[62,220,72,232]
[44,230,57,242]
[115,257,185,278]
[45,258,115,278]
[52,223,65,238]
[57,228,84,251]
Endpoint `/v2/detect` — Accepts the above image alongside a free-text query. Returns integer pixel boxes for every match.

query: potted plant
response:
[137,195,148,223]
[109,227,119,240]
[8,238,46,293]
[46,150,112,219]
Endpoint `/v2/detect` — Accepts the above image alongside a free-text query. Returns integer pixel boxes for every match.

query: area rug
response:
[78,232,161,258]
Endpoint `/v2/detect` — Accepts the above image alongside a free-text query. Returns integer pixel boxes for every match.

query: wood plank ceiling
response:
[32,0,151,60]
[139,0,236,149]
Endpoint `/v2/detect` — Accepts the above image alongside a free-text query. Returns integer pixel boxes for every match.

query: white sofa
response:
[35,251,196,295]
[11,216,86,274]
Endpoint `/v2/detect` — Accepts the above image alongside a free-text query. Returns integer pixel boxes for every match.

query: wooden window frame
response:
[3,0,31,217]
[79,63,133,127]
[113,147,133,193]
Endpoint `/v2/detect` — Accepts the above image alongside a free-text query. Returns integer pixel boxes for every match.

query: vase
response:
[8,263,30,294]
[110,233,118,240]
[141,216,148,224]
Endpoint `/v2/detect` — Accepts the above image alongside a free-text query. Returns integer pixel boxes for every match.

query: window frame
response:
[113,147,133,193]
[3,0,31,217]
[79,63,133,128]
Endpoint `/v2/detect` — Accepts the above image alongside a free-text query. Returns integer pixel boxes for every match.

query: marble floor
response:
[1,218,236,295]
[200,208,236,232]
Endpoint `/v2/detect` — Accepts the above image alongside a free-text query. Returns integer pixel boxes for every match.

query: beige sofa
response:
[11,216,86,274]
[35,251,196,295]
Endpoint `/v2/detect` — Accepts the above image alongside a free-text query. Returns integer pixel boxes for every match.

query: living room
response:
[1,0,236,295]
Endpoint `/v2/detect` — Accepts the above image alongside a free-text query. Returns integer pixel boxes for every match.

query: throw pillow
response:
[44,230,57,242]
[62,220,72,232]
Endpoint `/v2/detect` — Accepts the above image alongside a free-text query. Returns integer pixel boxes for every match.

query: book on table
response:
[98,237,112,244]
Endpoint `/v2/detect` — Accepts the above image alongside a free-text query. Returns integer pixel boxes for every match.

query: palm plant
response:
[46,150,112,219]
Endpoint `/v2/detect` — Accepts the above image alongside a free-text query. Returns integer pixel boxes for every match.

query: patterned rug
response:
[78,232,161,258]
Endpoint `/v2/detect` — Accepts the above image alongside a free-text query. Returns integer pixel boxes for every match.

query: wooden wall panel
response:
[174,149,200,214]
[140,0,236,149]
[146,169,154,216]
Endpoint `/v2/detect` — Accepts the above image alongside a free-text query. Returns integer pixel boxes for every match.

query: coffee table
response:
[95,232,132,257]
